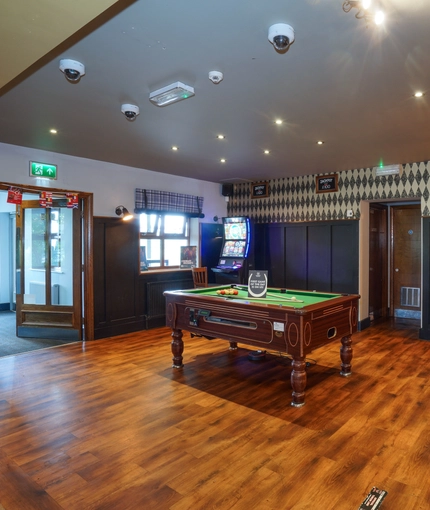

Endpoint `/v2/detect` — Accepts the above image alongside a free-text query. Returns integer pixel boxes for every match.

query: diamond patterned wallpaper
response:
[228,161,430,223]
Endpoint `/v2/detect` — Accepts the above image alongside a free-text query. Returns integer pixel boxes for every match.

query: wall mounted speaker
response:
[221,183,233,197]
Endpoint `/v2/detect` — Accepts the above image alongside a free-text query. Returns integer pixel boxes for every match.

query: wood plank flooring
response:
[0,319,429,509]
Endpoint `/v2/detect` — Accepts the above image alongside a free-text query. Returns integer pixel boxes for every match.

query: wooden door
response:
[369,204,388,320]
[15,200,82,340]
[391,205,421,319]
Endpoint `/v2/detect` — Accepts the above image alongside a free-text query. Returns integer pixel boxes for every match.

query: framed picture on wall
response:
[316,174,338,193]
[251,181,269,199]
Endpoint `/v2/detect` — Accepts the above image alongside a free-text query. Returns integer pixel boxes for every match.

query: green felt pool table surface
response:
[182,285,343,309]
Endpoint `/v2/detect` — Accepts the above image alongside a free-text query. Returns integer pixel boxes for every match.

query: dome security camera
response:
[268,23,295,52]
[209,71,224,84]
[59,59,85,82]
[121,104,140,121]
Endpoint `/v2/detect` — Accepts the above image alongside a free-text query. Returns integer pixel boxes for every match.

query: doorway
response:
[369,202,421,321]
[0,182,94,346]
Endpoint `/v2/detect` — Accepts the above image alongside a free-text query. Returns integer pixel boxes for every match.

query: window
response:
[30,208,63,270]
[139,213,189,269]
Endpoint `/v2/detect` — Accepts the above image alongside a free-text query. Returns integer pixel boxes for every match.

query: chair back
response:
[192,267,208,288]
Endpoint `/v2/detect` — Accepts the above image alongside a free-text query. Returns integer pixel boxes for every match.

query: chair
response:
[192,267,208,288]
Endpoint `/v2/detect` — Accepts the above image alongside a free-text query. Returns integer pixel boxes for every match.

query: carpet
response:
[0,311,78,357]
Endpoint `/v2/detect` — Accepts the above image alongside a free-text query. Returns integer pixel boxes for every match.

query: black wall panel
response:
[420,217,430,340]
[266,224,286,287]
[284,225,307,289]
[307,224,331,292]
[261,220,359,294]
[332,222,359,294]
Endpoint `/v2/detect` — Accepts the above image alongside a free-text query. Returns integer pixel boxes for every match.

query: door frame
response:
[0,181,94,341]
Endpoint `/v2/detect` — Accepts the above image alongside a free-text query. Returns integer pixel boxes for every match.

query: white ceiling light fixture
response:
[342,0,385,25]
[149,82,195,107]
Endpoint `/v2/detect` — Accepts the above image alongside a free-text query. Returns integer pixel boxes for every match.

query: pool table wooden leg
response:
[291,357,307,407]
[340,334,352,377]
[171,328,184,368]
[229,342,238,350]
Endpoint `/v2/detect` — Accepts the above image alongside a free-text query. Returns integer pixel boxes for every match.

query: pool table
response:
[164,285,360,407]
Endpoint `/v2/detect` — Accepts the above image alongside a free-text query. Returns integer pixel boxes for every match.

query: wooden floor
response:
[0,319,429,509]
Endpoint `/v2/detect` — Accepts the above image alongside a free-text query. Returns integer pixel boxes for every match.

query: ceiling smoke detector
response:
[209,71,224,84]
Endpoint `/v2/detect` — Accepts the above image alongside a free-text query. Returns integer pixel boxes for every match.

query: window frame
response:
[139,212,190,270]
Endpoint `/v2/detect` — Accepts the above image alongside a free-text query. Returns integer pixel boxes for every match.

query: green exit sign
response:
[30,161,57,180]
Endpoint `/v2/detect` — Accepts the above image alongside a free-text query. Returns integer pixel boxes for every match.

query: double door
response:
[15,200,82,340]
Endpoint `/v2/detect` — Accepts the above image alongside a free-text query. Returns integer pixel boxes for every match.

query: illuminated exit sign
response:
[30,161,57,180]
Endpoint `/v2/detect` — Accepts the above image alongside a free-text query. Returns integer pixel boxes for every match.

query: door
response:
[15,200,82,340]
[369,204,388,320]
[391,205,421,319]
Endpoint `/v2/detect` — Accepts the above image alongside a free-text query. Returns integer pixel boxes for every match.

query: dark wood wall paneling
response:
[255,220,359,295]
[93,217,193,339]
[420,217,430,340]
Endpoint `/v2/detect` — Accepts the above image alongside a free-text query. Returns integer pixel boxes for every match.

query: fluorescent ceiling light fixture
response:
[149,82,195,107]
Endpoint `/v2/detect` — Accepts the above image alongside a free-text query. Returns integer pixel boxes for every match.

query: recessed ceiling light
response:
[217,134,225,139]
[172,146,178,151]
[275,119,283,125]
[414,91,424,98]
[50,129,57,134]
[374,10,385,25]
[317,140,324,145]
[220,158,226,163]
[264,150,270,154]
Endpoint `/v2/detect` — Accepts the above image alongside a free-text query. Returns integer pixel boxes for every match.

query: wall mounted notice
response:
[316,174,338,193]
[248,270,268,298]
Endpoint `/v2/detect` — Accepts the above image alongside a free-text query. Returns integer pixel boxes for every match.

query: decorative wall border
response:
[228,161,430,223]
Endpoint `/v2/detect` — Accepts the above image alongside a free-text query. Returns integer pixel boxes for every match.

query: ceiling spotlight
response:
[264,150,270,154]
[342,1,385,25]
[414,91,424,98]
[172,146,178,151]
[59,59,85,82]
[217,135,225,139]
[268,24,295,52]
[275,119,283,125]
[220,159,226,163]
[317,141,324,145]
[121,104,140,121]
[149,82,195,107]
[115,205,134,221]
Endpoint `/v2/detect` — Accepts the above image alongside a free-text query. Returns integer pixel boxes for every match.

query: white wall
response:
[0,142,228,221]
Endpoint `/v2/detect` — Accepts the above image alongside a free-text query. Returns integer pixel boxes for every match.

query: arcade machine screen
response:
[214,217,251,280]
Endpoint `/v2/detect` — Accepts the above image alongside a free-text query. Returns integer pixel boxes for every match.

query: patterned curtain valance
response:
[135,189,204,218]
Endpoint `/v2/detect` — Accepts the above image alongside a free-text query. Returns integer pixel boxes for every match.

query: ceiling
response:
[0,0,429,184]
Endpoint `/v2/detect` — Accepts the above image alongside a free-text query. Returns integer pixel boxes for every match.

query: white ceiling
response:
[0,0,429,184]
